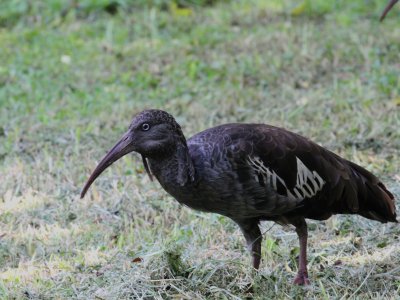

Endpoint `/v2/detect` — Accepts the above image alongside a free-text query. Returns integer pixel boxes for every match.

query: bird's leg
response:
[290,218,310,285]
[236,220,262,269]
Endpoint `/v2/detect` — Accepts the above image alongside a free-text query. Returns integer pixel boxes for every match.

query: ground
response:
[0,0,399,299]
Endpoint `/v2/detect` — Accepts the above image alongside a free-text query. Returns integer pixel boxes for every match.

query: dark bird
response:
[81,109,397,285]
[380,0,398,21]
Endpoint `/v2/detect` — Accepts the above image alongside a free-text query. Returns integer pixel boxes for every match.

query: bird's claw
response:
[293,271,310,285]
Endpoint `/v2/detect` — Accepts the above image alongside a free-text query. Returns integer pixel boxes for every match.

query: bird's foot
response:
[293,271,310,285]
[244,282,254,294]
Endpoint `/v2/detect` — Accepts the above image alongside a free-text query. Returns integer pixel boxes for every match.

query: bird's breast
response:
[156,159,289,219]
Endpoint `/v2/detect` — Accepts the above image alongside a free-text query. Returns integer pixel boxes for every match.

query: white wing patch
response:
[247,156,325,201]
[247,156,285,192]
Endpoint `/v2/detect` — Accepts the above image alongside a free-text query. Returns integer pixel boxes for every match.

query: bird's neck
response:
[147,142,195,187]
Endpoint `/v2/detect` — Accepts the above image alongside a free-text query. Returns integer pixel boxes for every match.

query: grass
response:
[0,0,399,298]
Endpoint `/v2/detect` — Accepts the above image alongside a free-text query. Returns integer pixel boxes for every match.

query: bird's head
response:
[127,109,185,156]
[80,109,191,198]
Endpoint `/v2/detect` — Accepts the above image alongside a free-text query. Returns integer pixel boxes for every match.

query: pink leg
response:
[292,218,310,285]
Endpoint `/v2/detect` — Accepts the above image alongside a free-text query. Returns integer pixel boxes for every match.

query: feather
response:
[141,154,153,181]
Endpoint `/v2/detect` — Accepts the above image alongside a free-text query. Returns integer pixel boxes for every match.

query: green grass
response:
[1,0,400,298]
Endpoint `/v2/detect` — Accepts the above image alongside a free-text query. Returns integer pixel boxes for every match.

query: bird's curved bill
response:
[80,132,134,198]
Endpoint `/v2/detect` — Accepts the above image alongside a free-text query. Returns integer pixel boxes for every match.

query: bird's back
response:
[186,123,397,223]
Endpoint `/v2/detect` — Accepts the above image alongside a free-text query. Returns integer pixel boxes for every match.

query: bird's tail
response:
[348,161,397,223]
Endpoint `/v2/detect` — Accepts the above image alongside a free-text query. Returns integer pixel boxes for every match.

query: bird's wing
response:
[221,125,354,219]
[189,124,396,222]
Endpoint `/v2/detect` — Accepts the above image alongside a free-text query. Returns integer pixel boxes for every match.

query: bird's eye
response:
[141,123,150,131]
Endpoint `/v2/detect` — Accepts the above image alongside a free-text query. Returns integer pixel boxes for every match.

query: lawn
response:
[0,0,399,298]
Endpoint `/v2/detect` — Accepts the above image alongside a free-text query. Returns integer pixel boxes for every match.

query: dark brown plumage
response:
[81,109,397,285]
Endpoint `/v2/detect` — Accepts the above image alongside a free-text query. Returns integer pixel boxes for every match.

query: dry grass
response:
[0,0,399,298]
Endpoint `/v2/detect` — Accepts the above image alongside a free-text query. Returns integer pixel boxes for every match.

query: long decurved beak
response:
[80,131,134,198]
